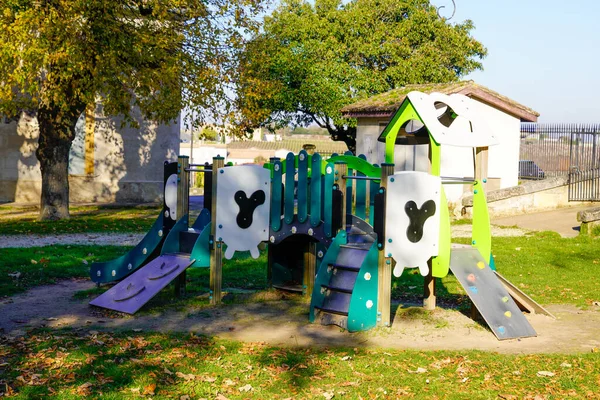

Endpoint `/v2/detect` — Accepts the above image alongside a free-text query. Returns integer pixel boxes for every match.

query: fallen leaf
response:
[323,391,334,400]
[340,356,351,361]
[31,259,38,264]
[176,372,195,381]
[76,382,93,395]
[82,260,89,265]
[203,376,217,383]
[223,379,235,386]
[142,383,156,395]
[560,362,572,368]
[180,396,191,400]
[410,367,427,374]
[46,317,58,321]
[238,384,253,392]
[8,272,21,279]
[536,371,555,377]
[216,394,229,400]
[164,368,173,375]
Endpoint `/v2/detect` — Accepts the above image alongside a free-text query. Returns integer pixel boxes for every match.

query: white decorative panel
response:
[407,91,499,148]
[164,173,178,221]
[216,165,270,259]
[384,171,441,277]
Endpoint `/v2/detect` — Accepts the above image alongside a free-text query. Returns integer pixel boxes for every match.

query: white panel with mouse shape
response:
[407,91,499,148]
[164,173,178,221]
[215,165,271,259]
[384,171,441,277]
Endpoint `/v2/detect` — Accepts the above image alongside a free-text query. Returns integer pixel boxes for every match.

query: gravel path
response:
[0,232,145,248]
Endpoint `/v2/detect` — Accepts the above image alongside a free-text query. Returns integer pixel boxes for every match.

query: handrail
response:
[342,175,381,181]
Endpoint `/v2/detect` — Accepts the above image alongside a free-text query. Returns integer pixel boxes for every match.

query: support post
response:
[177,155,190,223]
[175,156,190,297]
[334,162,348,232]
[377,163,394,327]
[210,156,225,305]
[423,260,436,310]
[474,147,489,189]
[303,242,317,297]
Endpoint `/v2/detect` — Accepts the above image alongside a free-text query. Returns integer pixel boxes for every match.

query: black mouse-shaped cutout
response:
[405,200,436,243]
[234,190,266,229]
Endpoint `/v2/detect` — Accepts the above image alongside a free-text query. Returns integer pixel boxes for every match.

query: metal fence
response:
[519,123,600,179]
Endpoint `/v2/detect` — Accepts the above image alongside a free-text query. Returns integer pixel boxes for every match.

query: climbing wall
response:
[450,247,537,340]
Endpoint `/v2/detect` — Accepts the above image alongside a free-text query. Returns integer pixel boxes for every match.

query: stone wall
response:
[0,106,179,204]
[461,176,584,217]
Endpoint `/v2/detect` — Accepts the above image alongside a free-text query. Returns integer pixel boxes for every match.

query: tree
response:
[235,0,487,152]
[0,0,263,220]
[200,126,218,141]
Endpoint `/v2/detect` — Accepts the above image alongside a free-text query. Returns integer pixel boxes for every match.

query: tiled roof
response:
[227,139,348,154]
[341,80,539,122]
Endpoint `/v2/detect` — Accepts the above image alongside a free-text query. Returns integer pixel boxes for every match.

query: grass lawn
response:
[3,232,600,311]
[0,205,160,235]
[0,330,599,399]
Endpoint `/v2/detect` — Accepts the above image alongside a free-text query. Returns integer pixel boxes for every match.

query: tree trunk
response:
[36,104,85,221]
[329,125,357,154]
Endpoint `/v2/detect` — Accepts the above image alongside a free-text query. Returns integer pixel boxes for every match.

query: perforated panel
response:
[407,91,498,148]
[216,165,270,259]
[384,171,441,277]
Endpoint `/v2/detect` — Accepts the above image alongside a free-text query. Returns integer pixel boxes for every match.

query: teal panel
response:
[346,167,353,215]
[355,170,367,220]
[489,252,496,271]
[323,162,335,238]
[160,215,189,255]
[271,160,283,232]
[310,154,323,227]
[284,152,295,225]
[369,179,379,226]
[90,213,165,284]
[297,150,309,223]
[190,222,211,267]
[309,231,348,322]
[191,208,211,231]
[347,242,379,331]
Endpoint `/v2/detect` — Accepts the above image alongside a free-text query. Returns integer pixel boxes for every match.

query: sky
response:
[448,0,600,122]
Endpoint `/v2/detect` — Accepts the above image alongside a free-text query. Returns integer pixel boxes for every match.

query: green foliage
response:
[200,126,219,141]
[236,0,487,146]
[0,0,264,126]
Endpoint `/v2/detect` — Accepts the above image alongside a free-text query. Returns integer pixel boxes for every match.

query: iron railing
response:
[519,123,600,179]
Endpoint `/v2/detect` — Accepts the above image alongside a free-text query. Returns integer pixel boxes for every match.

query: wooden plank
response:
[210,157,224,305]
[303,242,317,297]
[494,271,556,319]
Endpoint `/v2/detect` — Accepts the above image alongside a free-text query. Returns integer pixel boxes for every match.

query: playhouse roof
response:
[341,81,539,122]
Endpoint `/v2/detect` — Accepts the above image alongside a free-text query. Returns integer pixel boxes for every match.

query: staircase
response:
[310,220,379,332]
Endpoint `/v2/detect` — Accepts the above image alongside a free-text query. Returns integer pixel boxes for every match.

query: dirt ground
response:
[1,279,599,355]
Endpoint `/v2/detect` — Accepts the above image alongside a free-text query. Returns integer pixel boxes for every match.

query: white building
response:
[341,81,539,205]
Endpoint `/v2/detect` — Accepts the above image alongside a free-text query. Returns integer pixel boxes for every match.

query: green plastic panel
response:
[431,186,451,278]
[190,222,211,268]
[271,160,283,231]
[309,230,348,322]
[90,213,165,284]
[323,154,381,178]
[160,215,189,255]
[346,166,353,215]
[284,153,295,225]
[381,101,423,164]
[347,242,379,331]
[323,162,335,238]
[310,154,323,227]
[472,180,492,264]
[297,150,309,223]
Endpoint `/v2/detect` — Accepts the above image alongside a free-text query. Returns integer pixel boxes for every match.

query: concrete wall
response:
[461,176,583,218]
[0,106,180,204]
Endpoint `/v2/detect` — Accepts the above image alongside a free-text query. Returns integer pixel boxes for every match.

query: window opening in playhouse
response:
[395,119,429,145]
[434,101,460,129]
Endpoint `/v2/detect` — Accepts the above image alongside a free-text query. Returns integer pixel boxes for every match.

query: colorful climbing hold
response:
[502,296,509,303]
[467,273,476,283]
[498,326,506,335]
[504,311,512,318]
[469,286,478,294]
[476,261,485,269]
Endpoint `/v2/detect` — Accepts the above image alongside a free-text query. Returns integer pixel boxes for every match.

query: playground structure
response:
[90,91,553,340]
